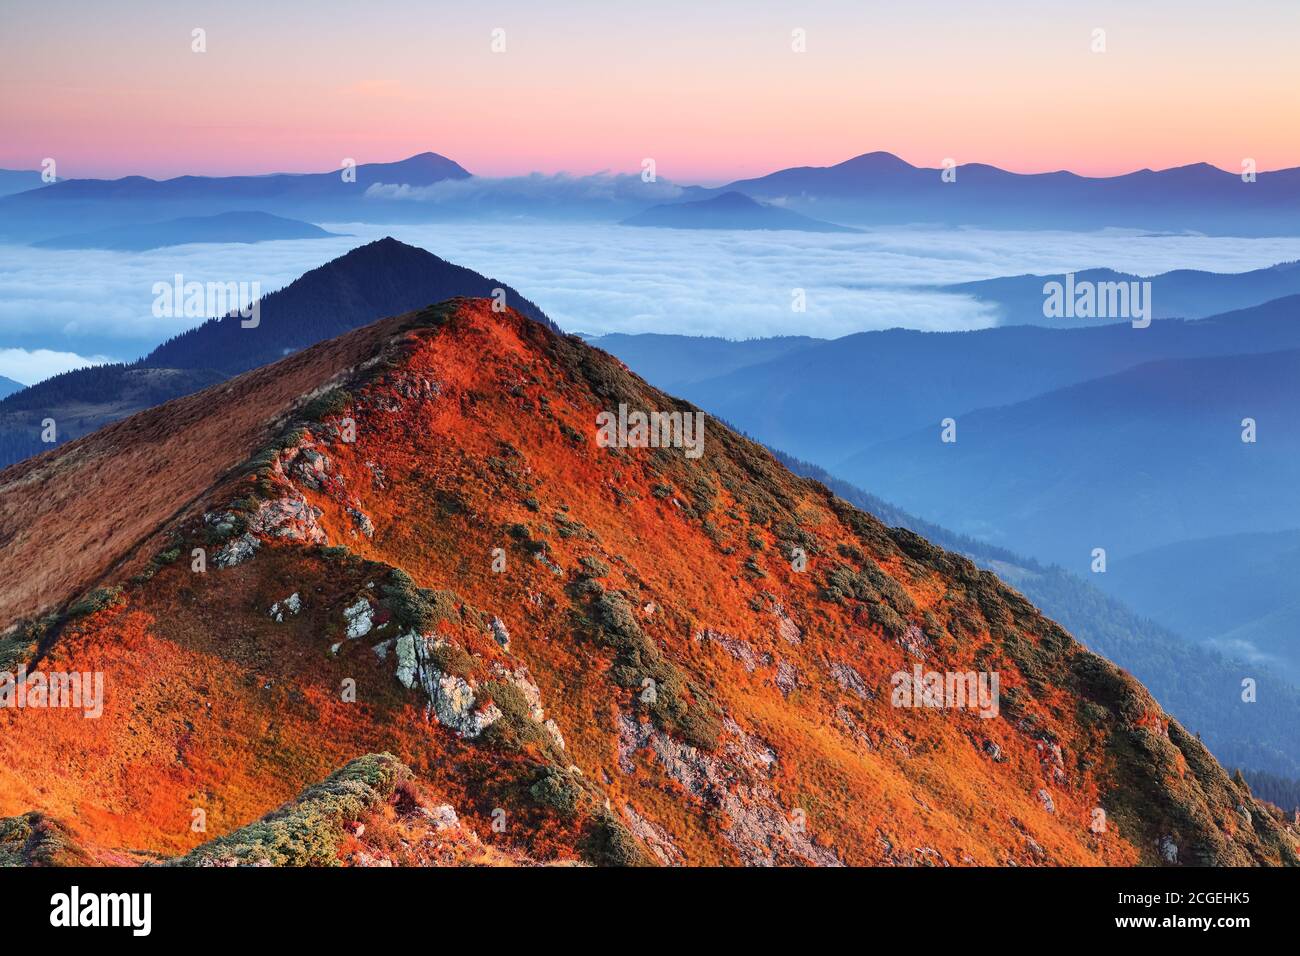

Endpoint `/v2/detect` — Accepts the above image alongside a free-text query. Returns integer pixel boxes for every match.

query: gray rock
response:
[490,616,511,650]
[775,660,798,696]
[772,603,803,646]
[347,506,375,538]
[829,661,872,700]
[1158,834,1179,864]
[268,592,302,622]
[394,632,500,738]
[214,533,260,568]
[343,598,374,639]
[422,668,500,738]
[694,628,759,672]
[249,493,327,544]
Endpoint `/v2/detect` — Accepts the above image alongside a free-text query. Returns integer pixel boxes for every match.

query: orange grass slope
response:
[0,298,1296,867]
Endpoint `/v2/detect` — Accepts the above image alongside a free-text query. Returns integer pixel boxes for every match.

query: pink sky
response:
[3,1,1298,182]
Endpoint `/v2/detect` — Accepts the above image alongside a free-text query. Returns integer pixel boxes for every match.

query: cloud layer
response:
[0,347,113,385]
[4,224,1300,385]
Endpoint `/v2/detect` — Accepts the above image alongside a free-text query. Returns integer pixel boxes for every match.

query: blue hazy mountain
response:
[664,293,1300,466]
[1102,530,1300,683]
[31,211,341,251]
[773,449,1300,780]
[0,376,23,399]
[718,151,1300,235]
[0,169,54,198]
[0,238,556,468]
[939,261,1300,327]
[9,149,1300,238]
[19,152,469,202]
[0,152,471,241]
[621,191,860,232]
[839,347,1300,568]
[584,332,822,390]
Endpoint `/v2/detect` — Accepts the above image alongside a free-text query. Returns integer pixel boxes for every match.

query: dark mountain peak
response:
[358,152,472,184]
[833,151,916,173]
[0,241,558,469]
[142,239,557,374]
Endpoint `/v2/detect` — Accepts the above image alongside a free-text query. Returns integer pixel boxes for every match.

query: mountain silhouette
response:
[0,239,556,468]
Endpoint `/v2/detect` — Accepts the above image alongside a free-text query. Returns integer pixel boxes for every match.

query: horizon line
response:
[8,149,1297,186]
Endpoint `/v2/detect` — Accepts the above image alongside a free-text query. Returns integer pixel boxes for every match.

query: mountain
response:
[1,297,1293,866]
[0,169,53,198]
[584,333,822,391]
[662,294,1300,466]
[772,450,1300,779]
[841,348,1300,568]
[31,210,341,251]
[1102,530,1300,682]
[589,338,1300,776]
[13,152,469,203]
[0,377,22,400]
[0,153,472,241]
[719,152,1300,235]
[622,191,860,232]
[940,261,1300,327]
[0,238,556,469]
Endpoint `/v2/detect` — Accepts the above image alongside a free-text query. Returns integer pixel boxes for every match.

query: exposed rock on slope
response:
[0,300,1295,866]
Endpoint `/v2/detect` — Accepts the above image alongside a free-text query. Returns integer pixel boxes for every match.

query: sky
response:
[3,0,1299,183]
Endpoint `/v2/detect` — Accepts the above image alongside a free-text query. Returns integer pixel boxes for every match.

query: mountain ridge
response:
[1,298,1294,866]
[0,239,557,469]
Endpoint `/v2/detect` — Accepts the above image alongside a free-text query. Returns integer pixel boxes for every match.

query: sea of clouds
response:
[5,222,1300,385]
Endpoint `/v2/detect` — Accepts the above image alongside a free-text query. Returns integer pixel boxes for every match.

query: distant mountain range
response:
[1103,529,1300,683]
[4,149,1300,239]
[844,347,1300,566]
[622,191,859,232]
[0,153,471,241]
[0,169,54,198]
[0,377,23,400]
[584,332,820,391]
[0,239,555,468]
[714,151,1300,235]
[31,210,341,251]
[601,294,1300,467]
[939,261,1300,327]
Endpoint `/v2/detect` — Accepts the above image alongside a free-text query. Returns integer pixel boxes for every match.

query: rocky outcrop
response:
[249,493,327,545]
[829,661,873,700]
[694,628,764,672]
[268,593,302,622]
[394,633,501,739]
[343,598,374,639]
[618,714,840,867]
[490,616,510,650]
[214,533,259,568]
